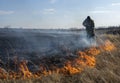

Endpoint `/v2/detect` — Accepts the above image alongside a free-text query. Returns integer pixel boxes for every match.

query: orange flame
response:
[100,40,116,51]
[0,40,116,79]
[18,60,32,79]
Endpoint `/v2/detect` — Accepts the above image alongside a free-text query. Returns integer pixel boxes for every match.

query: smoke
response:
[0,29,98,61]
[0,28,108,74]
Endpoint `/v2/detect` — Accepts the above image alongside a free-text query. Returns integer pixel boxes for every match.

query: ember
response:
[0,40,115,79]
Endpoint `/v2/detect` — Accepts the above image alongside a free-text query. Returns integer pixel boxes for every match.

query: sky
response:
[0,0,120,29]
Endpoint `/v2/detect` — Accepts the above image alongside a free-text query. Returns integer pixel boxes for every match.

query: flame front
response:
[0,40,116,79]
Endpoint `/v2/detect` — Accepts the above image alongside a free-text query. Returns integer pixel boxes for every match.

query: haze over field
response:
[0,1,120,82]
[0,0,120,29]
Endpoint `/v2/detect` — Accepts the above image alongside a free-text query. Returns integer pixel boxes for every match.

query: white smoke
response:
[0,29,98,58]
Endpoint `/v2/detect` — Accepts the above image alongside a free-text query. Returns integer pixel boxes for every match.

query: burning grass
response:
[0,39,116,81]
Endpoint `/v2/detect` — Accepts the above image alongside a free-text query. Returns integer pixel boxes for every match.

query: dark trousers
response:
[86,27,95,38]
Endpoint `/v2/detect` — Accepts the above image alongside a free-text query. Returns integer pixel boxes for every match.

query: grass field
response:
[0,29,120,83]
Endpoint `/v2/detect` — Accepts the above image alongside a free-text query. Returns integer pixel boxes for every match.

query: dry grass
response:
[0,34,120,83]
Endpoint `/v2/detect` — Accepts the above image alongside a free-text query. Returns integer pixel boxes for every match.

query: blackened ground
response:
[0,28,119,71]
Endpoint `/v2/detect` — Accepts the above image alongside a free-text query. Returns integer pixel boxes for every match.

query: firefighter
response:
[83,16,95,38]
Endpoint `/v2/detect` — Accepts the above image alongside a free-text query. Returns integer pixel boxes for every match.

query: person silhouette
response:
[83,16,95,38]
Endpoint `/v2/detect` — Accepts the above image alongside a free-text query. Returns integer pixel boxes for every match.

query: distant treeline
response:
[0,25,120,32]
[96,26,120,30]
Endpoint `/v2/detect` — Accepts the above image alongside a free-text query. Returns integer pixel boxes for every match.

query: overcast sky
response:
[0,0,120,29]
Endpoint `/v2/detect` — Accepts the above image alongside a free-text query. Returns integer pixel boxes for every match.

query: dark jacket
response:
[83,16,95,38]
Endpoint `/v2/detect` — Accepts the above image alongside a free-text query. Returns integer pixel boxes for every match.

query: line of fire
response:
[0,16,116,80]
